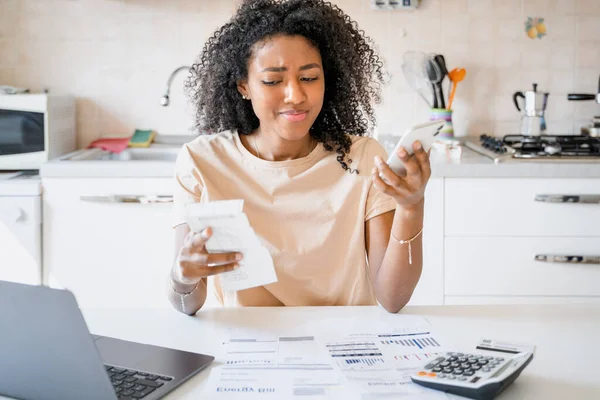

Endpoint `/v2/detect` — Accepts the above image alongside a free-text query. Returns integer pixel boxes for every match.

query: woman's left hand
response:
[371,141,431,211]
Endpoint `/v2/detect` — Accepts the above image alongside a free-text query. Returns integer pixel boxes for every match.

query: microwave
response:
[0,94,76,170]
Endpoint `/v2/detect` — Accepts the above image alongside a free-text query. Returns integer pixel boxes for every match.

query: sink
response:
[41,138,190,178]
[99,147,179,161]
[63,146,180,162]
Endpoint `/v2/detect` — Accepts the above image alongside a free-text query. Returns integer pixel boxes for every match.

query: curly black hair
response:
[185,0,385,172]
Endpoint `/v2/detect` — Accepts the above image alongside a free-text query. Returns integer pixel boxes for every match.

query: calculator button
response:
[443,368,453,374]
[437,374,446,378]
[453,369,463,375]
[433,367,443,373]
[461,363,470,369]
[451,362,460,367]
[468,359,478,364]
[463,371,475,376]
[440,362,450,367]
[482,368,491,372]
[458,357,467,362]
[425,358,445,369]
[446,375,456,380]
[458,377,467,381]
[471,365,481,371]
[495,357,505,361]
[448,356,458,361]
[418,371,427,376]
[427,373,436,377]
[478,360,489,365]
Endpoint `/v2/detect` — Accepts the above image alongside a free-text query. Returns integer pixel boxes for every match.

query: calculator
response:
[410,351,533,400]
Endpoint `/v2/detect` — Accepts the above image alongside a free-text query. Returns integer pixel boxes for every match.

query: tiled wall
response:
[1,0,599,147]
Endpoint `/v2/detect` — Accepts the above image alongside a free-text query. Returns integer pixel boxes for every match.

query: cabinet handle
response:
[80,195,173,204]
[534,194,600,204]
[534,254,600,264]
[0,207,25,223]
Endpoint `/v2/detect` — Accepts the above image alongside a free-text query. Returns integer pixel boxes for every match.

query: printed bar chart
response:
[379,332,441,350]
[393,353,436,362]
[344,358,385,366]
[380,337,440,349]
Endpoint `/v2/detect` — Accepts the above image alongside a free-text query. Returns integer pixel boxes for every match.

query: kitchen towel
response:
[87,137,131,153]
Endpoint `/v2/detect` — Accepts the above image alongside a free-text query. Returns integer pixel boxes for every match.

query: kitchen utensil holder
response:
[430,108,454,140]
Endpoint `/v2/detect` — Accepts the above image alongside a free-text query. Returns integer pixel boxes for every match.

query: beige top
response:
[173,130,396,307]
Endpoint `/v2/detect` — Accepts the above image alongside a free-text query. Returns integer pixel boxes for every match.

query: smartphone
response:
[384,119,444,176]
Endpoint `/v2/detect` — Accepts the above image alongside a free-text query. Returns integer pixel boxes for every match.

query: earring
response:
[242,94,248,100]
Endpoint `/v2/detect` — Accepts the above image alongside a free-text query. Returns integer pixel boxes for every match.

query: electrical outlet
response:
[370,0,391,10]
[370,0,420,11]
[391,0,420,9]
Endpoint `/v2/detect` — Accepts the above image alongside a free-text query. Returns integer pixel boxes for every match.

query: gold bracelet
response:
[171,279,200,315]
[390,227,423,265]
[170,259,201,314]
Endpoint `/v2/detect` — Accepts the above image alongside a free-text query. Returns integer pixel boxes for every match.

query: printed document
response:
[202,335,347,399]
[323,326,454,399]
[201,316,456,399]
[185,199,277,292]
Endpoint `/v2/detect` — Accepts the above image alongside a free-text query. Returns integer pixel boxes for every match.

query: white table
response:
[79,304,600,399]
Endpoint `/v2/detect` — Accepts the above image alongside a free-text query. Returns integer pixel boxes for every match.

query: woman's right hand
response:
[172,227,243,285]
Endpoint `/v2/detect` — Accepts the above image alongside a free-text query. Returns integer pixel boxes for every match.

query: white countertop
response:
[76,304,599,399]
[38,138,600,179]
[429,146,600,178]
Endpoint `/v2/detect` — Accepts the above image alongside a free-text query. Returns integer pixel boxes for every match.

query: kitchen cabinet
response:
[42,170,599,308]
[408,178,444,305]
[445,178,600,237]
[43,178,175,309]
[0,190,42,285]
[444,178,600,305]
[41,176,445,308]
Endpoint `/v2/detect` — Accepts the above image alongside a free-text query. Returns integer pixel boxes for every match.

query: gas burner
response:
[479,134,509,154]
[464,134,600,163]
[502,135,600,158]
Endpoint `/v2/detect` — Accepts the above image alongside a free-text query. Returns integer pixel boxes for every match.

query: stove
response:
[464,134,600,163]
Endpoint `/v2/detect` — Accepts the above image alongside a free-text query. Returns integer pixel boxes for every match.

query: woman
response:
[168,0,431,315]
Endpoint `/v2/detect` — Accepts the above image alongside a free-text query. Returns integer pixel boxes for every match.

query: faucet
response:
[160,66,191,107]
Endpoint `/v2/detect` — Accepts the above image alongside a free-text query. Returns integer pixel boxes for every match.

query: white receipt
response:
[184,200,277,292]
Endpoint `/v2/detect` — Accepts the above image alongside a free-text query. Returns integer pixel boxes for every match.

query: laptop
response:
[0,280,214,400]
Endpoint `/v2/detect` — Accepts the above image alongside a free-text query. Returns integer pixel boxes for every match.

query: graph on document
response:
[325,341,387,370]
[344,357,385,366]
[377,331,446,365]
[378,332,441,349]
[394,353,436,362]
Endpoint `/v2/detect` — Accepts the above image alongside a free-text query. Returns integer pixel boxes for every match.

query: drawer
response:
[43,178,175,308]
[445,237,600,296]
[445,178,600,236]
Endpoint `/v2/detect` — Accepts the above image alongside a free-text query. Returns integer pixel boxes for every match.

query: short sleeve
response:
[364,139,397,221]
[172,144,204,228]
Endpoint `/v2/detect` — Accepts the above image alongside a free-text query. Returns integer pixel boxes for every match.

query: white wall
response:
[1,0,599,147]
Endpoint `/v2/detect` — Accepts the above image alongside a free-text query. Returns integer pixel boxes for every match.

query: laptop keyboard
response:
[105,365,173,399]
